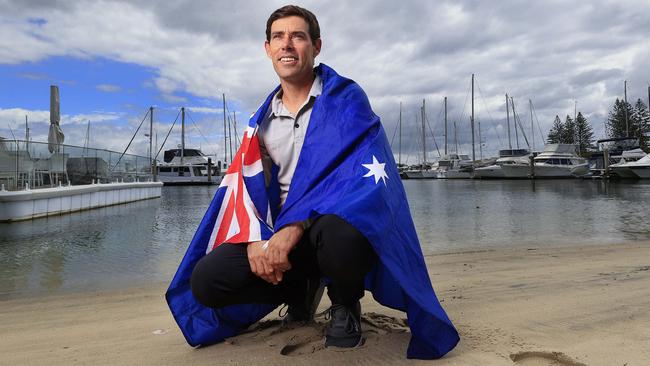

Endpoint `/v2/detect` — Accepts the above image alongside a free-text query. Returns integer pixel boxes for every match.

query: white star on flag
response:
[362,155,389,185]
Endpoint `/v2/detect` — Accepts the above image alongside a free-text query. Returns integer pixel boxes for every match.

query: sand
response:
[2,242,650,366]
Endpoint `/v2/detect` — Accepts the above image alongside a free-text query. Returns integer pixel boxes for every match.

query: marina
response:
[2,179,650,299]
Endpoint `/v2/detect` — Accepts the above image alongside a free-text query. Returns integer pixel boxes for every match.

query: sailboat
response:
[403,99,439,179]
[474,94,532,179]
[157,107,221,185]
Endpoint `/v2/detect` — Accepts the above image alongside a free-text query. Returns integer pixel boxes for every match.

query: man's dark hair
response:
[266,5,320,43]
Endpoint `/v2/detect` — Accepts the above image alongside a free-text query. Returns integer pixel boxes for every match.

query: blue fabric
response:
[166,64,459,359]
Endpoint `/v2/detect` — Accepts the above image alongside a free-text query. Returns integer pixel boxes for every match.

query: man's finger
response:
[262,258,274,275]
[274,269,283,283]
[249,257,258,275]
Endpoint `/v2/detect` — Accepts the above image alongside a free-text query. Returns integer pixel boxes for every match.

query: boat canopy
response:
[498,149,530,158]
[163,149,205,163]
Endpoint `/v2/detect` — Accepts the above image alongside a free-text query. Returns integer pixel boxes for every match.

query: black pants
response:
[191,215,376,308]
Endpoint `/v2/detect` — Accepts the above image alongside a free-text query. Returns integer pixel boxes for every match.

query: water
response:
[1,181,650,299]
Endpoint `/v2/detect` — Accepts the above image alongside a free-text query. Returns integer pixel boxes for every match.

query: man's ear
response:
[264,41,272,59]
[313,38,322,58]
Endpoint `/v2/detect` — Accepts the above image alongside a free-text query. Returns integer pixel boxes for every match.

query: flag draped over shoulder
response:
[166,64,460,359]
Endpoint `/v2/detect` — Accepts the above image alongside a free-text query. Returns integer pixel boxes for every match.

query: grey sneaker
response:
[282,277,325,325]
[324,302,363,348]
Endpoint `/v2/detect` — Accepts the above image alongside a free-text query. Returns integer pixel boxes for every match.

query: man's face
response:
[265,16,321,84]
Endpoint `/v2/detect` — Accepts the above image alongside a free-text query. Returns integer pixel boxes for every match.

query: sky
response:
[1,0,649,164]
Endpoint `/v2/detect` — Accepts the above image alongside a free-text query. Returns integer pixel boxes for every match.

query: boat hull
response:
[403,170,437,179]
[500,164,531,178]
[437,170,472,179]
[629,166,650,178]
[473,165,505,179]
[500,164,587,178]
[609,166,639,178]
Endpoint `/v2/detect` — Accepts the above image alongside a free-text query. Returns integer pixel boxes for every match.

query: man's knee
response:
[190,254,228,308]
[190,244,250,309]
[310,215,376,278]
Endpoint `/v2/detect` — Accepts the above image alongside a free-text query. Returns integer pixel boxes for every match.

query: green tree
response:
[561,115,576,144]
[606,98,650,150]
[547,115,564,143]
[574,112,594,155]
[631,99,650,150]
[606,98,634,140]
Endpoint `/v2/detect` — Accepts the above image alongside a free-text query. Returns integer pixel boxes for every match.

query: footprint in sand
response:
[510,351,587,366]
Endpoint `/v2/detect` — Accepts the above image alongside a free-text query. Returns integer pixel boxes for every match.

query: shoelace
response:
[322,304,360,333]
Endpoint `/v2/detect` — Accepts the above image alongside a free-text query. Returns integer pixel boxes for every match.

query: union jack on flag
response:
[206,123,275,252]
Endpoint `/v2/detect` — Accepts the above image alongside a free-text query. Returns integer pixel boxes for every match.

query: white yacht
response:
[436,153,473,179]
[588,137,644,178]
[157,148,221,185]
[403,163,439,179]
[473,149,531,179]
[623,154,650,178]
[608,149,647,178]
[501,144,589,178]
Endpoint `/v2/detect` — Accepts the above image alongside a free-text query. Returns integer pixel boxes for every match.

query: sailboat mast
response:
[149,106,153,173]
[454,121,458,153]
[223,93,227,164]
[471,74,475,161]
[529,100,534,151]
[84,120,90,150]
[511,97,519,149]
[623,80,630,137]
[181,107,185,163]
[228,113,233,162]
[421,99,427,168]
[444,97,448,155]
[506,93,512,150]
[25,115,29,151]
[478,117,483,160]
[233,111,239,152]
[398,102,402,166]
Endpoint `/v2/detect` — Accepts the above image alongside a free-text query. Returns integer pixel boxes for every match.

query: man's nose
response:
[280,35,294,50]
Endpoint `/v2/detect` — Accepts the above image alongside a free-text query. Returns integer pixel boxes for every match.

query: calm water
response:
[1,180,650,299]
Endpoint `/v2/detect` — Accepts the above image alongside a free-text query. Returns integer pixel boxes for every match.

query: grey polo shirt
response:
[259,74,322,207]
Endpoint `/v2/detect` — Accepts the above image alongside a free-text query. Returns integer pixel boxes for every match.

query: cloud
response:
[96,83,121,92]
[186,106,222,114]
[1,107,121,131]
[2,0,650,158]
[161,94,187,103]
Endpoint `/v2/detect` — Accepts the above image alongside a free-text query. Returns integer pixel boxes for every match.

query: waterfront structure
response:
[0,181,162,222]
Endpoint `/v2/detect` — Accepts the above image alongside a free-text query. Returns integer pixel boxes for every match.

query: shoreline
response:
[2,241,650,365]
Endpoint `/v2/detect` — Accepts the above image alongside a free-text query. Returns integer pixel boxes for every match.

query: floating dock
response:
[0,181,163,222]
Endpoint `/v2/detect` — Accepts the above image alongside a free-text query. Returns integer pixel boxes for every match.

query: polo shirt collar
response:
[271,74,322,118]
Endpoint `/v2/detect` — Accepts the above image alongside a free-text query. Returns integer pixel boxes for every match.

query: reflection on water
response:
[406,179,650,251]
[1,181,649,299]
[0,186,217,299]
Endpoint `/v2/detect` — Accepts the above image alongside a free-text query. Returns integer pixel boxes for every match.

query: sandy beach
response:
[2,241,650,366]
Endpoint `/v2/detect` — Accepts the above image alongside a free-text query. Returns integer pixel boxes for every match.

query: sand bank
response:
[2,242,650,365]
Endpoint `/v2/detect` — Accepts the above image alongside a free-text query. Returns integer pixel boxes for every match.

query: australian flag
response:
[166,64,459,359]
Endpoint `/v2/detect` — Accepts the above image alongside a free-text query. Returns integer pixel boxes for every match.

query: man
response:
[166,5,459,359]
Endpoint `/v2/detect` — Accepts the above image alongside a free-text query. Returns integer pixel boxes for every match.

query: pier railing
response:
[0,139,153,191]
